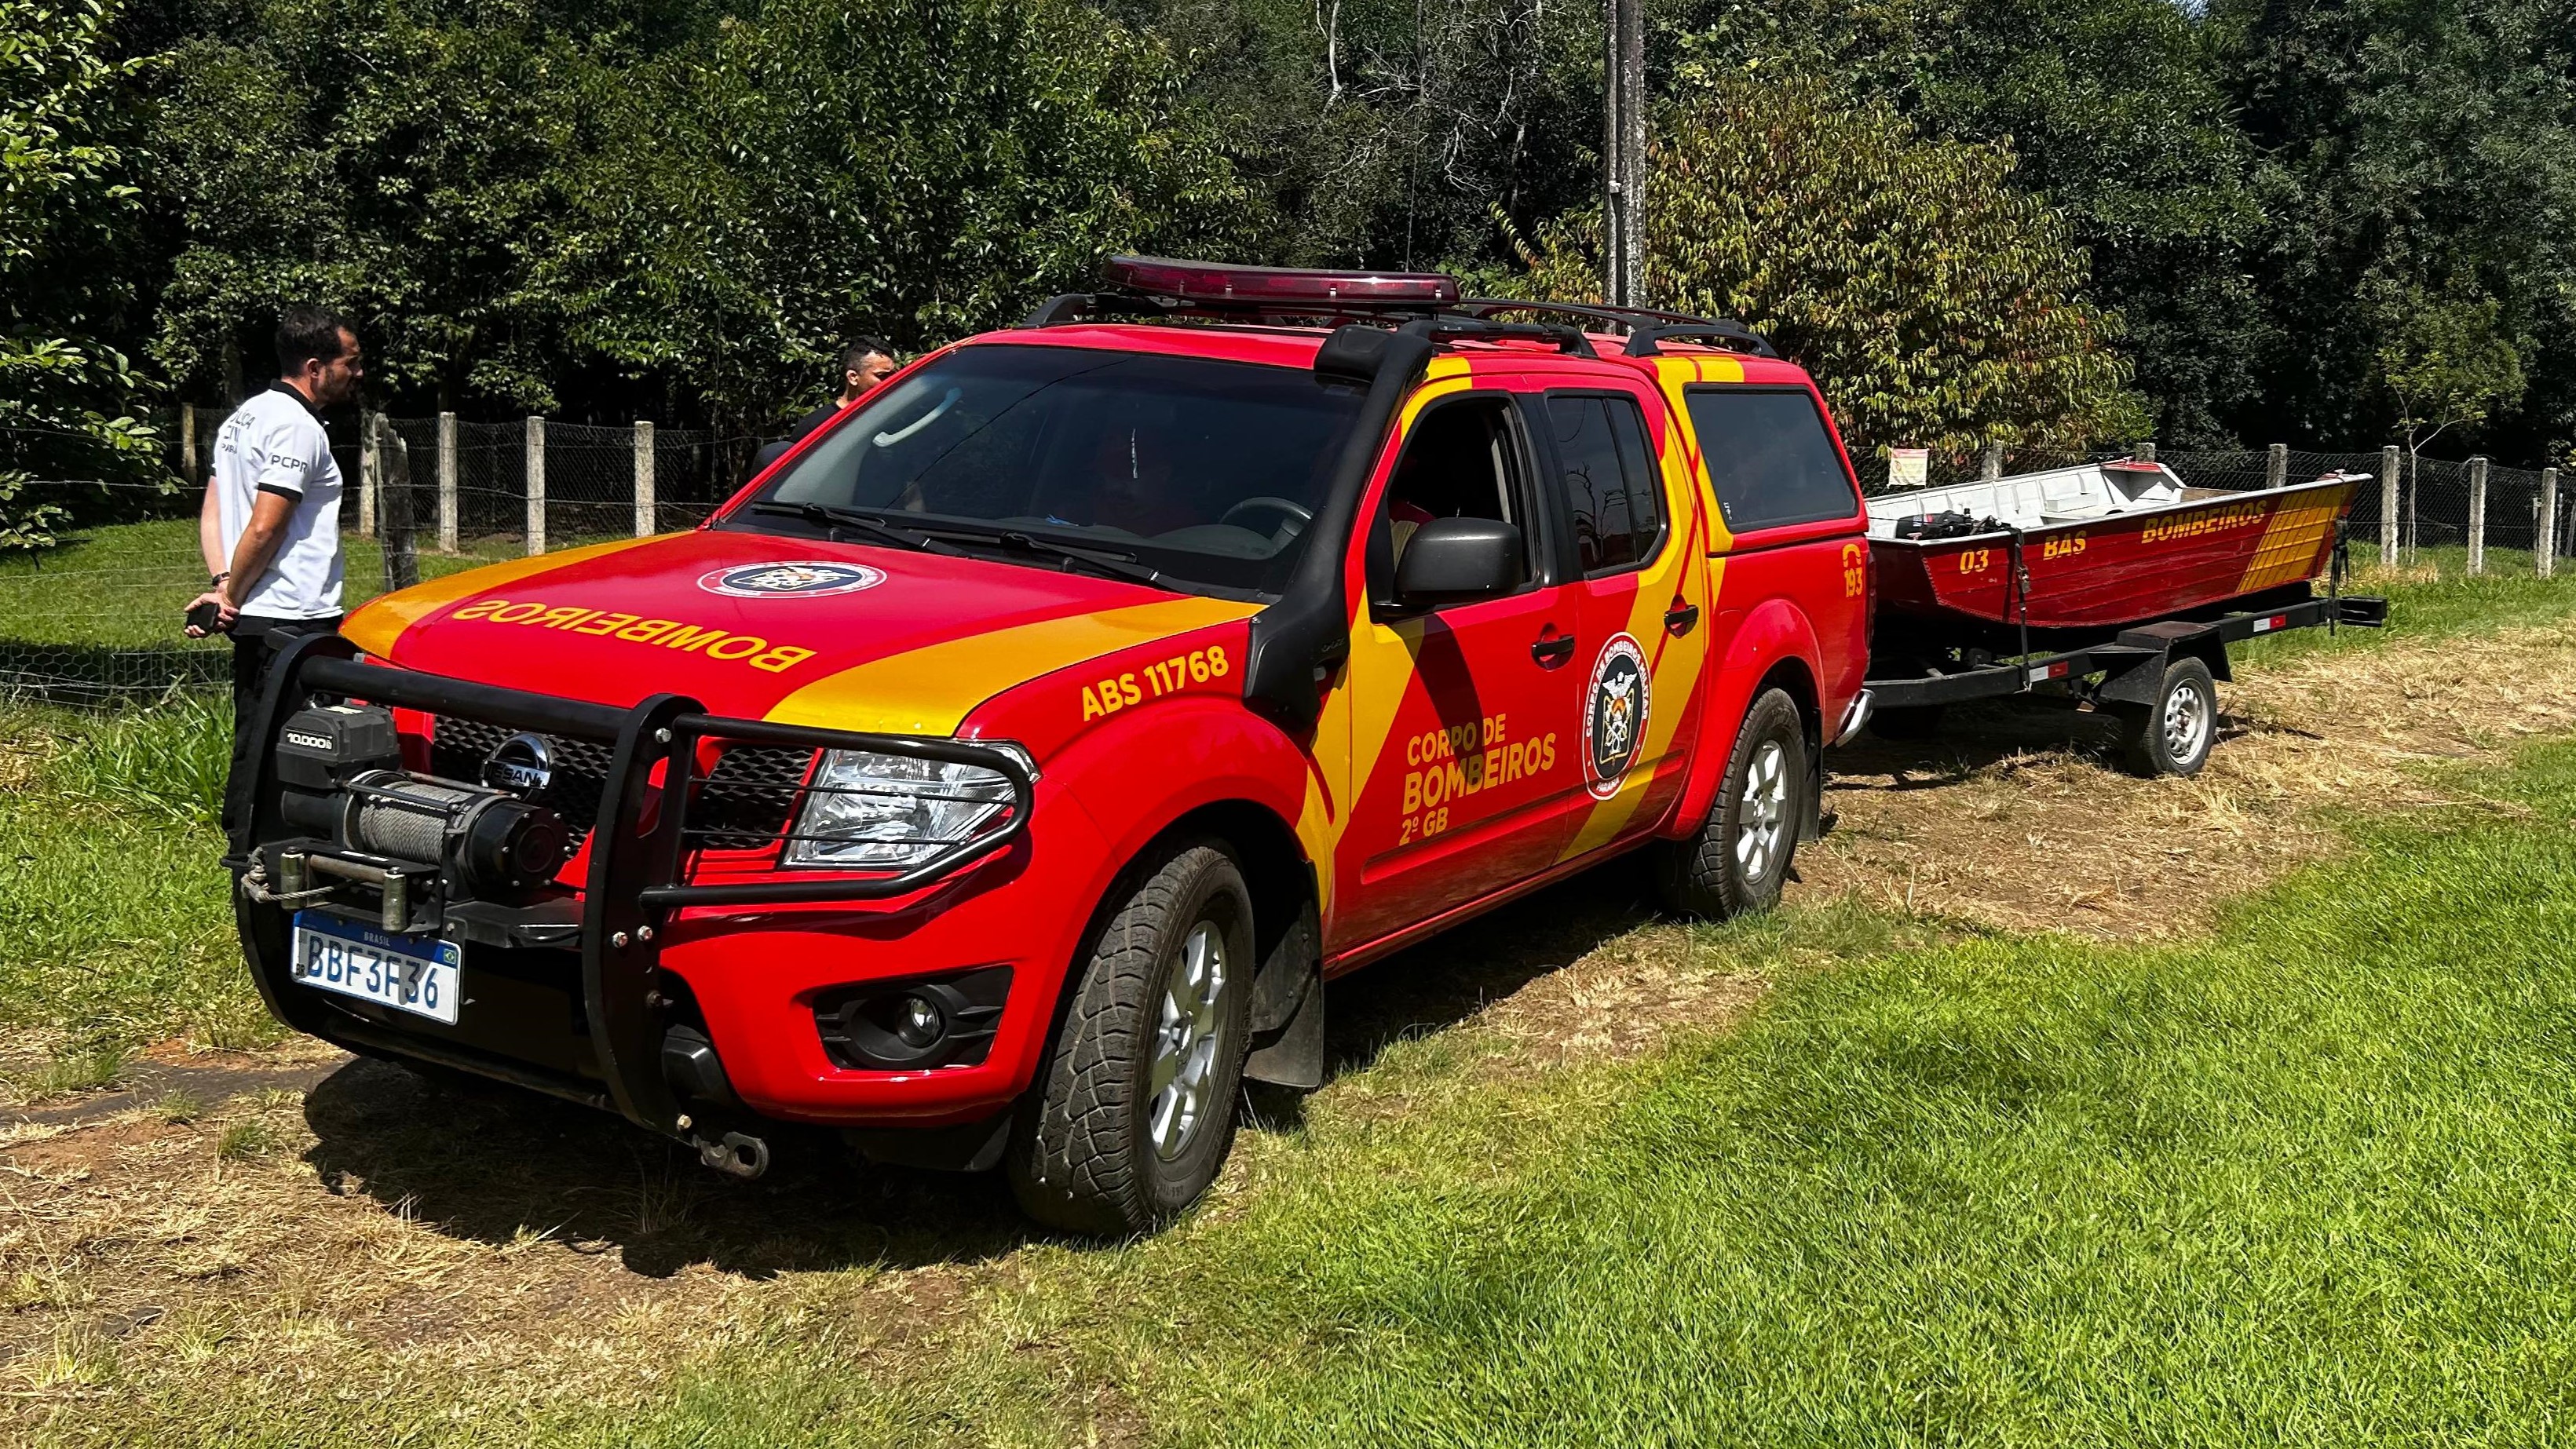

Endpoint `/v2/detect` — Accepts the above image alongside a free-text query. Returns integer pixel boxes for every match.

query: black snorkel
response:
[1240,325,1437,732]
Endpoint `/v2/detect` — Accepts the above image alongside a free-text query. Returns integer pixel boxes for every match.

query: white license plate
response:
[290,912,462,1024]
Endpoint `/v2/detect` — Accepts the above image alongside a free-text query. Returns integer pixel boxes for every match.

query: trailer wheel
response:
[1868,703,1946,741]
[2115,657,2216,778]
[1657,688,1807,919]
[1007,841,1254,1235]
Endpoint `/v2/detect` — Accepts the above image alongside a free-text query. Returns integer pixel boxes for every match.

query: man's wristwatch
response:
[209,571,230,588]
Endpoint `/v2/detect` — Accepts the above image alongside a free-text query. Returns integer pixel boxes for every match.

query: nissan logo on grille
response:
[480,732,556,797]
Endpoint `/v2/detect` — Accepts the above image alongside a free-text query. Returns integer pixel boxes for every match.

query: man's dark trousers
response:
[222,613,342,838]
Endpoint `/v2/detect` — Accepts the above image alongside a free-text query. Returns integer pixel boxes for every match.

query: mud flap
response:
[1243,902,1323,1089]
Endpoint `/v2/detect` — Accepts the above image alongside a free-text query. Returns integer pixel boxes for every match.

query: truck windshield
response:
[741,343,1368,597]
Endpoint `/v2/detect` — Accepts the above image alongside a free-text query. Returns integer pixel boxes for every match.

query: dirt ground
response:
[8,618,2576,1429]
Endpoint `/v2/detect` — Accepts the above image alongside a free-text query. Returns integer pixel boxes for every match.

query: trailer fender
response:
[2097,620,2231,707]
[1665,600,1825,839]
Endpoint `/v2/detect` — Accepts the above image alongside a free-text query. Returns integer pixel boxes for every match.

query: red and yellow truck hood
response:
[343,531,1259,734]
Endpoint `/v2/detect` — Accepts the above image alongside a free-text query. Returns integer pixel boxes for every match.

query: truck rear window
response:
[1683,387,1860,533]
[748,344,1367,597]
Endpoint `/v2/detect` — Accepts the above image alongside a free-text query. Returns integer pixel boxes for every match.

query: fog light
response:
[896,993,946,1049]
[813,967,1014,1071]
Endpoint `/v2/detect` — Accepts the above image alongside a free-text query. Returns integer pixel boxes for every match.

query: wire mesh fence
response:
[6,411,2567,710]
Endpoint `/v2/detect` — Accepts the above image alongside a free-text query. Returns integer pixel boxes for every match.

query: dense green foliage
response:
[1511,71,2146,458]
[0,0,164,546]
[1,0,2569,474]
[548,0,1250,433]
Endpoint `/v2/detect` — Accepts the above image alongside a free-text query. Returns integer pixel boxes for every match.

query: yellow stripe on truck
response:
[341,535,670,659]
[765,596,1259,736]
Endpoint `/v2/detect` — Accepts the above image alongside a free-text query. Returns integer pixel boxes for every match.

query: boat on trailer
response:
[1849,459,2384,777]
[1865,459,2366,647]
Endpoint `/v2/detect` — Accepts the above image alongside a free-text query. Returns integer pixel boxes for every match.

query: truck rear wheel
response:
[1656,688,1807,920]
[2113,657,2216,778]
[1007,841,1254,1235]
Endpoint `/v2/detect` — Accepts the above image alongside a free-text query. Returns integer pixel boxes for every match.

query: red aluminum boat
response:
[1866,461,2365,642]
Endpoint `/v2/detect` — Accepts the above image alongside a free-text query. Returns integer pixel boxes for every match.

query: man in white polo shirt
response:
[187,304,364,830]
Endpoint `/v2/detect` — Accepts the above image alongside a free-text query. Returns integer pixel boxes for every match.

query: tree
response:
[1,0,164,549]
[545,0,1252,434]
[2370,280,2527,560]
[1506,69,2145,462]
[144,0,691,415]
[1668,0,2266,447]
[2205,0,2576,458]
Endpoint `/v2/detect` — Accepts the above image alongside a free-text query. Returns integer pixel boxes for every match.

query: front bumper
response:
[229,632,1045,1153]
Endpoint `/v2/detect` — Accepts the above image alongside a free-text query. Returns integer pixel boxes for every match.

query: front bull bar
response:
[225,631,1034,1149]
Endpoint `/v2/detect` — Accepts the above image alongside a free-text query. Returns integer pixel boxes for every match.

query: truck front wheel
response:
[1007,841,1254,1235]
[1656,688,1807,919]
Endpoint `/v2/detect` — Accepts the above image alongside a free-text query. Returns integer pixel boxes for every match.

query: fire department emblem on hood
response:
[1582,633,1650,800]
[698,560,886,599]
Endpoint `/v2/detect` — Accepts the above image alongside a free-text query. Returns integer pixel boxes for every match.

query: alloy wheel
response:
[1148,921,1230,1161]
[1735,739,1790,883]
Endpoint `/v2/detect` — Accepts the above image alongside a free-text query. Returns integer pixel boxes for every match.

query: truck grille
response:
[429,717,812,852]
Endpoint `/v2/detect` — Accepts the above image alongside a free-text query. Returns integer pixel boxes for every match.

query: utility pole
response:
[1602,0,1646,308]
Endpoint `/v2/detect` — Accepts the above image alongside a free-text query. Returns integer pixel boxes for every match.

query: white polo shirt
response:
[212,382,345,619]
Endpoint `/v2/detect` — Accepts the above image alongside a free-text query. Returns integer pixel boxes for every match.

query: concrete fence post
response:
[2467,455,2489,576]
[524,416,546,557]
[634,421,656,538]
[2380,446,2402,566]
[181,405,198,484]
[437,411,459,553]
[2136,440,2157,464]
[358,411,379,538]
[376,414,419,592]
[1981,441,2004,480]
[2266,443,2288,490]
[2541,467,2560,581]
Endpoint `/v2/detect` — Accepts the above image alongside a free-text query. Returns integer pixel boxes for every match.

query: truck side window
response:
[1369,395,1536,608]
[1546,393,1665,575]
[1683,386,1860,533]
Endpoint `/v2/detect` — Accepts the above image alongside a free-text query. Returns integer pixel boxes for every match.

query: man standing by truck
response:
[787,336,898,443]
[186,304,365,830]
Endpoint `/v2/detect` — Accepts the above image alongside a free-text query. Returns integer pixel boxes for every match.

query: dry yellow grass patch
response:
[1810,622,2576,936]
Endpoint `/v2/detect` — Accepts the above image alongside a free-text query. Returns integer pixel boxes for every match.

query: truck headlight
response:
[784,746,1027,869]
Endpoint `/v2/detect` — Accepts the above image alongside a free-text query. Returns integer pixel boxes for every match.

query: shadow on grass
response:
[1825,695,2278,787]
[298,861,1669,1278]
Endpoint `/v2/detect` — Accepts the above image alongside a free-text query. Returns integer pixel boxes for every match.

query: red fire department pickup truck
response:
[227,258,1872,1233]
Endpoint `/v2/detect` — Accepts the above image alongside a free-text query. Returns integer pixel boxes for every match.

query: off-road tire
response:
[1656,688,1807,920]
[1007,841,1254,1235]
[1868,703,1946,741]
[2114,656,2216,778]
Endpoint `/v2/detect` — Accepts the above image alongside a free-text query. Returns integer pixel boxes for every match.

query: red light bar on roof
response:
[1103,254,1460,307]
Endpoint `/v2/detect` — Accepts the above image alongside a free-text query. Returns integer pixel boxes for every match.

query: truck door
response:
[1537,384,1717,862]
[1328,385,1587,952]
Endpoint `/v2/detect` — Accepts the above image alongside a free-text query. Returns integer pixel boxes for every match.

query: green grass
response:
[0,516,532,651]
[0,700,269,1051]
[521,737,2576,1447]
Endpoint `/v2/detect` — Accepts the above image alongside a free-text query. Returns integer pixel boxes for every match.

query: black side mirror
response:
[1393,516,1522,608]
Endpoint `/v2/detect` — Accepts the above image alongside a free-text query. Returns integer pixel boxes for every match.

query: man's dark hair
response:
[839,337,894,378]
[276,305,356,374]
